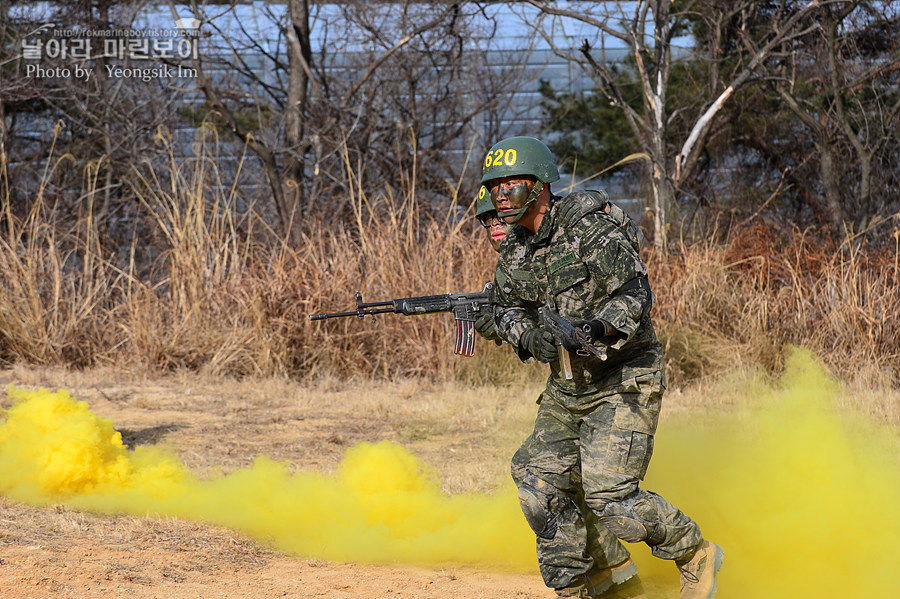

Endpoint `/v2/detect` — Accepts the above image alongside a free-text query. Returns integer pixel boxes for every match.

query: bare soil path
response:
[0,366,554,599]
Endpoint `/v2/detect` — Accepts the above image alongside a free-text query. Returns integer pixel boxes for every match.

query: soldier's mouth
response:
[491,231,507,241]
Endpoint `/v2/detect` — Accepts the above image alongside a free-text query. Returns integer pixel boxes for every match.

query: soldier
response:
[482,137,723,599]
[476,184,512,253]
[472,185,509,346]
[472,185,644,598]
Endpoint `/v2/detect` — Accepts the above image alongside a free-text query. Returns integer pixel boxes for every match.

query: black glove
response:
[521,327,559,363]
[561,319,614,352]
[474,312,503,346]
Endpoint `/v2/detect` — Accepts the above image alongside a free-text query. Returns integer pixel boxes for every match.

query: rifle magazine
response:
[455,319,476,357]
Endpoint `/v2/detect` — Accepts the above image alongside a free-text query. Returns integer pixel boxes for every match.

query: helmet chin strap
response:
[498,180,544,224]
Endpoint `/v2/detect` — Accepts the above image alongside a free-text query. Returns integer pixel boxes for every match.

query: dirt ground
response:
[0,365,559,599]
[0,503,549,599]
[5,357,895,599]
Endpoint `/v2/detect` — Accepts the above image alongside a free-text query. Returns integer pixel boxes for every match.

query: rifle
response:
[309,283,494,357]
[539,299,608,380]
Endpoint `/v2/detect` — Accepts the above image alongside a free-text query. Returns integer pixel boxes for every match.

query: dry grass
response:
[0,363,542,493]
[0,131,121,367]
[0,496,272,565]
[1,133,898,425]
[649,225,900,388]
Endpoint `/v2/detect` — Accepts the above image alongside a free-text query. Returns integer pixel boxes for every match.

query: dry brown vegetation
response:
[1,138,898,400]
[651,224,900,390]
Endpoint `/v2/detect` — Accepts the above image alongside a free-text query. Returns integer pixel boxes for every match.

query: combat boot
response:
[676,540,724,599]
[600,577,648,599]
[556,585,590,598]
[584,559,638,596]
[557,559,644,599]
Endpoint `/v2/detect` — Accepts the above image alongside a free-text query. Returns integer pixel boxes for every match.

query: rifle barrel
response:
[308,306,397,320]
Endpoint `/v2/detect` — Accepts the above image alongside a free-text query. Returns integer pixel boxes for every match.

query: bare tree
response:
[519,0,826,249]
[172,0,520,239]
[3,0,183,245]
[4,0,531,246]
[765,0,900,237]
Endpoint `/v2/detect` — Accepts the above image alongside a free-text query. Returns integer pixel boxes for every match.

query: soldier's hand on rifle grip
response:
[521,327,559,363]
[562,319,613,351]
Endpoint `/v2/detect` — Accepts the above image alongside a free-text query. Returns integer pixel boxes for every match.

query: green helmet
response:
[475,185,493,217]
[480,136,560,185]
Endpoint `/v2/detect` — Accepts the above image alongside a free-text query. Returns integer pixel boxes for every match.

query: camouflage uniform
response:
[511,445,632,590]
[494,191,704,590]
[475,185,632,588]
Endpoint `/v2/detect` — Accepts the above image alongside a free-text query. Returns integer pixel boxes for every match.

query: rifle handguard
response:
[308,283,495,358]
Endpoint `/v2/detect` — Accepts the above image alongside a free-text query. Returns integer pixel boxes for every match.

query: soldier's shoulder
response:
[555,189,610,228]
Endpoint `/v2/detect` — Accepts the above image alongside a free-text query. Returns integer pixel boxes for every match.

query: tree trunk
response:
[647,0,672,250]
[816,141,848,238]
[648,131,673,251]
[284,0,312,227]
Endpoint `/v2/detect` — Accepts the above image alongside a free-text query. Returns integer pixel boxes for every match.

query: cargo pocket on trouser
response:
[623,371,665,411]
[607,404,658,480]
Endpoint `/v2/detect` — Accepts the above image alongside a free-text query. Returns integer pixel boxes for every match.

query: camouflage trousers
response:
[511,371,703,590]
[512,460,631,589]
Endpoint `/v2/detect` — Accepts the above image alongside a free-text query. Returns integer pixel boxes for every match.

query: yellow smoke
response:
[0,346,898,599]
[0,385,534,570]
[634,347,900,598]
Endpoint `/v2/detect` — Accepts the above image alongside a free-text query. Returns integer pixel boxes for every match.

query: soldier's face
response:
[484,212,511,252]
[488,176,536,222]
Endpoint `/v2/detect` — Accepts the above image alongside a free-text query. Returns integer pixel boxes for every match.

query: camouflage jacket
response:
[493,190,663,396]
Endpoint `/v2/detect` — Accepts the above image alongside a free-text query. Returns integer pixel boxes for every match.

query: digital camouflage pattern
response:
[494,191,704,590]
[475,187,632,584]
[512,427,632,589]
[494,190,656,390]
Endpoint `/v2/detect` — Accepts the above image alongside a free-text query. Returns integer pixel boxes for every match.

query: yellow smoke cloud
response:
[634,347,900,598]
[0,346,898,599]
[0,385,535,570]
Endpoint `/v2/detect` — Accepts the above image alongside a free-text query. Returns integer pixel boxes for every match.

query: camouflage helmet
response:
[480,136,560,185]
[475,185,494,217]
